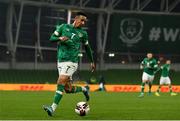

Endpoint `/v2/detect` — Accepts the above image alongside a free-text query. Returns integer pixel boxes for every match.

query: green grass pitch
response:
[0,91,180,120]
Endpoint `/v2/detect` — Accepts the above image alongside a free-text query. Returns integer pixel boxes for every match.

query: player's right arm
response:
[140,59,145,69]
[50,24,65,42]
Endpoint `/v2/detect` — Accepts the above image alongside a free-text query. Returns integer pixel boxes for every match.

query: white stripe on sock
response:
[56,90,63,95]
[141,86,144,88]
[82,87,87,92]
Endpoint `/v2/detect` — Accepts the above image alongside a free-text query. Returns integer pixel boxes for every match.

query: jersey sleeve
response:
[141,58,145,65]
[153,59,158,68]
[82,31,89,45]
[82,31,94,63]
[153,59,159,73]
[49,24,64,42]
[55,24,64,36]
[160,66,163,69]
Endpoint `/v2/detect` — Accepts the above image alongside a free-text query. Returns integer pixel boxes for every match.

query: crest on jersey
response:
[119,18,143,47]
[78,33,83,38]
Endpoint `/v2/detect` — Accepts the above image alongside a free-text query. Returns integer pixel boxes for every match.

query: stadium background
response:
[0,0,180,120]
[0,0,180,85]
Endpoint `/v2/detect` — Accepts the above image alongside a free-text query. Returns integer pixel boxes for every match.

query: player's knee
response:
[57,75,69,85]
[64,87,73,93]
[64,89,71,93]
[64,82,73,93]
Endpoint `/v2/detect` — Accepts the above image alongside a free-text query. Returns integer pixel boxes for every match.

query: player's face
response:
[166,60,171,64]
[74,15,87,28]
[147,53,153,59]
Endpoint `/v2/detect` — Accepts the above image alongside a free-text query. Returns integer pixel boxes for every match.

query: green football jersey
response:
[161,64,170,77]
[50,24,90,63]
[141,58,158,75]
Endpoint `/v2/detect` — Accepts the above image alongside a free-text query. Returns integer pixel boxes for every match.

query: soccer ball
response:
[75,101,90,116]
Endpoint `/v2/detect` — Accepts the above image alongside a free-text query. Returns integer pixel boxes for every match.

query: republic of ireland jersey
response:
[141,58,158,75]
[161,64,170,77]
[50,24,89,63]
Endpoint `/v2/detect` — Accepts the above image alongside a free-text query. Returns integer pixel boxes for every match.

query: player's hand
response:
[90,62,95,72]
[59,36,69,41]
[140,65,143,69]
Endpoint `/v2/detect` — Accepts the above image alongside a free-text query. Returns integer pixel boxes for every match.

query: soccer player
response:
[155,60,177,96]
[43,12,95,116]
[138,53,158,98]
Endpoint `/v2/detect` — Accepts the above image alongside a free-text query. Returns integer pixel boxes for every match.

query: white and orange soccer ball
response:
[75,101,90,116]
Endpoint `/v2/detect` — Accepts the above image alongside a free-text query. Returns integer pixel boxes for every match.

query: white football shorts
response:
[57,62,78,77]
[142,72,154,82]
[160,76,171,85]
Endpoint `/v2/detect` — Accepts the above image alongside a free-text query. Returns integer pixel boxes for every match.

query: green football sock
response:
[169,85,172,93]
[53,84,64,104]
[149,83,152,93]
[65,86,83,93]
[141,82,145,93]
[157,86,161,92]
[72,86,83,93]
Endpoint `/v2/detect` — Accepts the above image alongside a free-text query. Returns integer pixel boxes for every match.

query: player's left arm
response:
[83,32,95,72]
[154,66,161,74]
[153,59,159,74]
[84,42,95,72]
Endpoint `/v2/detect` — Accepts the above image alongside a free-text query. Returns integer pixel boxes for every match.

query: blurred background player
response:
[139,53,158,97]
[155,60,177,96]
[43,12,95,116]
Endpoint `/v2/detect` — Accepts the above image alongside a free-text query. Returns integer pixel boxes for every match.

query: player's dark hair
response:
[76,12,87,17]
